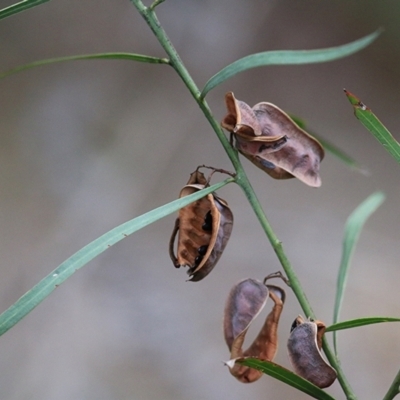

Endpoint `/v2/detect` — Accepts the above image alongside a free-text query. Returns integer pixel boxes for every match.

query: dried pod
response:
[169,169,233,281]
[287,316,337,388]
[221,92,324,187]
[223,278,286,383]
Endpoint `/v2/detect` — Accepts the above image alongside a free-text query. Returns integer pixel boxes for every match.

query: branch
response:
[383,368,400,400]
[128,1,357,398]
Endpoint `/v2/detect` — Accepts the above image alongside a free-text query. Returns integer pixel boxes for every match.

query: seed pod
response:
[169,169,233,281]
[287,316,337,388]
[221,92,324,187]
[223,278,286,383]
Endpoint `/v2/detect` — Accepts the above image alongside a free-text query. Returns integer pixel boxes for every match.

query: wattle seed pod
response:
[223,278,286,383]
[221,92,324,187]
[169,169,233,281]
[287,316,337,388]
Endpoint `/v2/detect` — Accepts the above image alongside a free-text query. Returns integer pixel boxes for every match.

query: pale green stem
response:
[149,0,165,11]
[383,368,400,400]
[129,1,357,398]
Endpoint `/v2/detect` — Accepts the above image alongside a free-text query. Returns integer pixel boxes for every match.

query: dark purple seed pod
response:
[223,278,285,383]
[221,92,324,187]
[287,316,337,388]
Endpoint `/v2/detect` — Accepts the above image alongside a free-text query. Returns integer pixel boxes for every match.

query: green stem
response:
[129,1,357,398]
[322,337,357,400]
[149,0,165,11]
[237,178,313,315]
[128,0,239,169]
[383,368,400,400]
[239,175,356,399]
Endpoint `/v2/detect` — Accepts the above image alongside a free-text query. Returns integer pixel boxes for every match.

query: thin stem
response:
[383,368,400,400]
[238,178,314,316]
[129,1,357,398]
[149,0,165,10]
[322,337,357,400]
[128,0,240,170]
[239,174,356,399]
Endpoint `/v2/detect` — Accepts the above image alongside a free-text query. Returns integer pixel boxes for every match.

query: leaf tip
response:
[364,28,384,44]
[344,89,370,111]
[372,190,386,205]
[344,88,358,105]
[376,26,385,35]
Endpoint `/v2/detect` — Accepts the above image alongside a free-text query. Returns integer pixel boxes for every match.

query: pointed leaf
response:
[326,317,400,332]
[0,0,50,20]
[0,177,233,337]
[0,53,169,79]
[238,358,336,400]
[333,191,385,352]
[345,89,400,165]
[201,30,381,97]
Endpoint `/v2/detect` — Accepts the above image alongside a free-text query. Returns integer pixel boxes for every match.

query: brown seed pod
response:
[287,316,337,388]
[169,169,233,281]
[221,92,325,187]
[223,278,286,383]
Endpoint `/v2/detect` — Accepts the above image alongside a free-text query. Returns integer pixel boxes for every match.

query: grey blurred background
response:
[0,0,399,399]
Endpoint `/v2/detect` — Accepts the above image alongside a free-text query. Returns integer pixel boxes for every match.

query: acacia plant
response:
[1,1,400,399]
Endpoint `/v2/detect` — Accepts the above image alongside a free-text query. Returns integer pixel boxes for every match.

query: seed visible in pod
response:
[202,211,213,231]
[198,245,208,256]
[169,168,233,281]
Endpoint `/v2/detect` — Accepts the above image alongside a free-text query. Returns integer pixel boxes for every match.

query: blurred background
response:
[0,0,399,399]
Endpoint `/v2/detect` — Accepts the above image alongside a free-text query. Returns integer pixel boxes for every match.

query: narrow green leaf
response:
[201,30,381,97]
[333,191,385,352]
[326,317,400,332]
[288,115,307,130]
[0,0,50,20]
[0,177,233,336]
[315,135,368,175]
[290,115,368,174]
[344,89,400,165]
[238,358,336,400]
[0,53,170,79]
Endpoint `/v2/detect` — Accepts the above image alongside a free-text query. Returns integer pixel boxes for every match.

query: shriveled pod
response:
[221,92,325,187]
[223,278,286,383]
[169,169,233,281]
[287,316,337,388]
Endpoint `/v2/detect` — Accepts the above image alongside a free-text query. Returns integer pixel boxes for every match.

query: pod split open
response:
[223,278,286,383]
[287,315,337,388]
[169,169,233,281]
[221,92,324,187]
